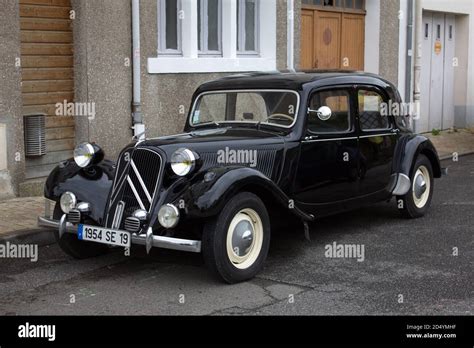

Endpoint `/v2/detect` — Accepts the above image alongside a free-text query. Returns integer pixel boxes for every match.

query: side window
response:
[358,89,390,131]
[308,89,351,133]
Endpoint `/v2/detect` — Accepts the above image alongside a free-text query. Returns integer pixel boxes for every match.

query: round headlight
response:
[171,148,196,176]
[60,191,77,214]
[158,204,180,228]
[74,143,95,168]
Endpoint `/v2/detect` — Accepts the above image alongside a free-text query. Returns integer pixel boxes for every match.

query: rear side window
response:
[358,89,390,130]
[308,89,351,133]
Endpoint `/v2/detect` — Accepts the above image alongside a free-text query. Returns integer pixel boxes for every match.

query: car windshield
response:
[190,90,299,128]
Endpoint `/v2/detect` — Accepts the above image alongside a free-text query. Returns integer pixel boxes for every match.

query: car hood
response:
[137,127,286,156]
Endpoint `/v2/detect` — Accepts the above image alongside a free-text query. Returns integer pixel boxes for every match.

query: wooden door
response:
[301,10,314,69]
[300,8,365,71]
[341,14,365,70]
[314,12,341,69]
[20,0,75,178]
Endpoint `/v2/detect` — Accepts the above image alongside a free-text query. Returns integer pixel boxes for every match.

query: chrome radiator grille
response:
[106,148,162,228]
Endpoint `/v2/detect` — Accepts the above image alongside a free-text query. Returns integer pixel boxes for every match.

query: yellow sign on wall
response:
[434,40,442,55]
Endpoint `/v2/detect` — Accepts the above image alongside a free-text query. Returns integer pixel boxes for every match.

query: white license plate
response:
[78,224,131,248]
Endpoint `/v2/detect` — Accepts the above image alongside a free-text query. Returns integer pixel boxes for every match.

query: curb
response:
[0,228,56,247]
[439,151,474,161]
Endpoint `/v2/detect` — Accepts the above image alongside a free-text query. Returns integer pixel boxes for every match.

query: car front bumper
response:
[37,215,201,253]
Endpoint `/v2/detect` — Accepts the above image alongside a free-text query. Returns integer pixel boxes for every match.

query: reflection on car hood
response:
[137,127,286,155]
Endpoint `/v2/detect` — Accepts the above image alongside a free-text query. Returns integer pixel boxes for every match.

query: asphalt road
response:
[0,156,472,315]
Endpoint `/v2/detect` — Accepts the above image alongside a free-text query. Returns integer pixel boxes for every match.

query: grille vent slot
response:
[24,114,46,157]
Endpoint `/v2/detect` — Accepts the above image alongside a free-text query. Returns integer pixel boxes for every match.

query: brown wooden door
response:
[301,10,314,69]
[300,8,365,71]
[314,11,341,69]
[341,14,365,70]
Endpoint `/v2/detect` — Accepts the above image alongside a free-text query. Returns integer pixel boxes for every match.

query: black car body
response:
[39,71,442,283]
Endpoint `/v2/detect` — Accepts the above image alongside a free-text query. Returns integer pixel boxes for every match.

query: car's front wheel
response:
[53,203,109,259]
[398,154,434,218]
[202,192,271,283]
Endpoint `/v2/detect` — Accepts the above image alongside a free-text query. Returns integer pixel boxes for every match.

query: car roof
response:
[195,70,396,94]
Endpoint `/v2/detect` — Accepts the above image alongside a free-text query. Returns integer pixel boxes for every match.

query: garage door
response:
[419,11,455,133]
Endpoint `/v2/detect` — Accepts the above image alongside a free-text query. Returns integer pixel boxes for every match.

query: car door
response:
[356,86,397,197]
[294,86,360,215]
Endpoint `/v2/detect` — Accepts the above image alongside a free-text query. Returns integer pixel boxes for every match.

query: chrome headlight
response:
[60,191,77,214]
[73,143,95,168]
[158,204,180,228]
[171,148,197,176]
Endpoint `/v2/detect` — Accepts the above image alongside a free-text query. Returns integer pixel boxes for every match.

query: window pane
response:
[165,0,178,50]
[358,90,389,130]
[308,90,351,133]
[198,0,201,51]
[244,0,256,51]
[207,0,219,51]
[345,0,353,8]
[354,0,363,9]
[192,91,298,127]
[236,0,240,51]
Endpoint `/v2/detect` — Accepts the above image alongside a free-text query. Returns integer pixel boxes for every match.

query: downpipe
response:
[132,0,145,141]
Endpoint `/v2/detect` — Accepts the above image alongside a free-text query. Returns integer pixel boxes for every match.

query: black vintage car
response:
[38,71,442,283]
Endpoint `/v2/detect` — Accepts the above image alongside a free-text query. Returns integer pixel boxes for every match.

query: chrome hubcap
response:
[231,220,254,257]
[414,173,427,199]
[412,165,431,208]
[226,208,264,270]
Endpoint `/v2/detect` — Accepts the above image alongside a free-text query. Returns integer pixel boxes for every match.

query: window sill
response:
[147,56,276,74]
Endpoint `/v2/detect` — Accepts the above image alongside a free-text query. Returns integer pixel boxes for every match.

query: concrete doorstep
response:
[0,129,473,247]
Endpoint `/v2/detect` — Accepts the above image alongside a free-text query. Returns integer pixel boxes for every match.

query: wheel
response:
[398,154,434,218]
[202,192,271,283]
[53,203,108,259]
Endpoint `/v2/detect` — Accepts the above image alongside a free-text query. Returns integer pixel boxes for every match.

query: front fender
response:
[44,158,115,224]
[394,134,442,178]
[182,167,314,221]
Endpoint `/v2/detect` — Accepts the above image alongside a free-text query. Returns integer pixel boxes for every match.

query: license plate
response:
[78,224,131,248]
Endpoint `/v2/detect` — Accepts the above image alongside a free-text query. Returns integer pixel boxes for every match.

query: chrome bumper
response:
[37,215,201,253]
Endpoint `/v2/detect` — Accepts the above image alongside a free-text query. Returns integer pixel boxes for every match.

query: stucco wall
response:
[379,0,400,85]
[73,0,290,157]
[0,0,24,198]
[139,0,289,139]
[72,0,133,160]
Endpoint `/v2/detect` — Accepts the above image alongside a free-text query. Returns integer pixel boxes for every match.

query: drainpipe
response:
[405,0,413,104]
[287,0,295,71]
[413,0,423,132]
[132,0,145,140]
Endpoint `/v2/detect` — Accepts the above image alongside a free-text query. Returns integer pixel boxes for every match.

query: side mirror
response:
[308,106,332,121]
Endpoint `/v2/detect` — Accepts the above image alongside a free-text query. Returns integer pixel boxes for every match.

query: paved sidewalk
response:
[0,197,44,236]
[425,128,474,160]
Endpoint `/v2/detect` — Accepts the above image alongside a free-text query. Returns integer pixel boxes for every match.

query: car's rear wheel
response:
[398,154,434,218]
[53,203,108,259]
[202,192,271,283]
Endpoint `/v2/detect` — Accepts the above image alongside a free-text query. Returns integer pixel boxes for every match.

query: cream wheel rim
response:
[226,208,263,270]
[412,165,430,208]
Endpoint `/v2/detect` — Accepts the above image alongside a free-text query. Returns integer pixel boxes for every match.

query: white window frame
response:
[237,0,259,56]
[198,0,222,56]
[149,0,277,73]
[158,0,182,55]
